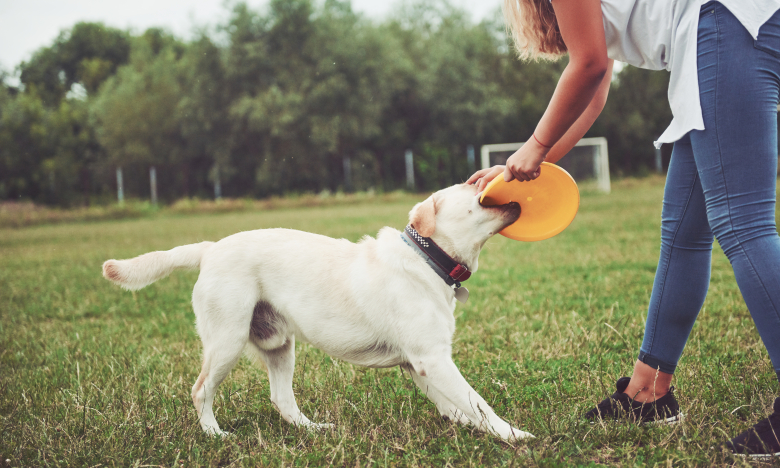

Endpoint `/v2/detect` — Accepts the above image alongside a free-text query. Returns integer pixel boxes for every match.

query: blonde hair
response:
[503,0,567,61]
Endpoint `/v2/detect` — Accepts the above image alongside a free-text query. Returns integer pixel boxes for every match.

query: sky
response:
[0,0,502,74]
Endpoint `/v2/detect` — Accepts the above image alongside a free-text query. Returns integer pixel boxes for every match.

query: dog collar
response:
[401,225,472,287]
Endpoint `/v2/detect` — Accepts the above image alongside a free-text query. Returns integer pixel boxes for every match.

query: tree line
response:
[0,0,673,206]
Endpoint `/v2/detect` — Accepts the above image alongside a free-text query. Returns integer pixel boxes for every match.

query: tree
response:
[178,35,232,197]
[0,87,49,200]
[592,66,672,175]
[1,0,685,205]
[91,30,188,199]
[19,22,130,106]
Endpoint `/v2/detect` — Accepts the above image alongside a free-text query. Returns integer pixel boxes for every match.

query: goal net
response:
[480,137,611,193]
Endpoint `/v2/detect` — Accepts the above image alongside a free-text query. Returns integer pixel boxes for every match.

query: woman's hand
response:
[503,139,550,182]
[466,165,505,193]
[466,137,551,193]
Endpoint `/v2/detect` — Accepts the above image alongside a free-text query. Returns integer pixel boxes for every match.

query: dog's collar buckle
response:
[449,264,471,282]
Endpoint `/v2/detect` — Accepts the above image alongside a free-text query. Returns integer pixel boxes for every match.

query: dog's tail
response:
[102,241,214,291]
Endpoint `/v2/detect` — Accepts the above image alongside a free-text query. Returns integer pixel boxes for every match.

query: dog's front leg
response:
[407,354,534,441]
[402,363,469,425]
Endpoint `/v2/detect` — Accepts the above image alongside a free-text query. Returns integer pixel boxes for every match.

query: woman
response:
[468,0,780,457]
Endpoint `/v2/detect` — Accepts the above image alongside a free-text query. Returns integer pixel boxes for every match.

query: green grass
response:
[1,176,777,467]
[0,190,414,229]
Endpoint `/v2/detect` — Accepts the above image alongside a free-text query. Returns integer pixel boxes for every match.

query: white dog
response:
[102,183,533,441]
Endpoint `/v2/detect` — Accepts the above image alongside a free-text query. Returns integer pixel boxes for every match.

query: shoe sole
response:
[732,452,780,459]
[643,412,685,426]
[587,412,685,426]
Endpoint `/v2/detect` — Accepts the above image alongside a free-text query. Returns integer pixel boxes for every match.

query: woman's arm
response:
[545,59,613,164]
[468,0,610,189]
[467,65,612,190]
[533,0,610,151]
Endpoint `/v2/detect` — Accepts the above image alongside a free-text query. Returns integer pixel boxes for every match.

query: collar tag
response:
[454,286,469,303]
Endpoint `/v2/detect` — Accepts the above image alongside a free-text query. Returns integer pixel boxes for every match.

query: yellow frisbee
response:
[479,162,580,242]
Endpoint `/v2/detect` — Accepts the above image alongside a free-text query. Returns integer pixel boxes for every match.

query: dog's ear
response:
[409,195,437,237]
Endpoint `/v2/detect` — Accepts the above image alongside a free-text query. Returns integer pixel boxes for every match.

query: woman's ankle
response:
[622,360,673,403]
[623,383,668,402]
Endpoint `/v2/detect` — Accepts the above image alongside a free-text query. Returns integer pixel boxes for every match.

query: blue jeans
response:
[638,2,780,382]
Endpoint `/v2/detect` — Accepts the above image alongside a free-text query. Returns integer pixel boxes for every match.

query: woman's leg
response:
[625,135,715,402]
[688,3,780,384]
[688,5,780,455]
[627,3,780,402]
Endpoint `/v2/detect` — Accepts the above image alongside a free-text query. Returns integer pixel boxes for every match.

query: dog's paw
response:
[508,427,535,441]
[203,427,231,438]
[291,415,333,431]
[306,422,334,431]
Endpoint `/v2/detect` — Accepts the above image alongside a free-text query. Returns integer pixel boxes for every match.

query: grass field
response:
[1,176,778,467]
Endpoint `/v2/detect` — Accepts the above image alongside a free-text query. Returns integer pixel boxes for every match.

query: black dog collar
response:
[401,225,471,287]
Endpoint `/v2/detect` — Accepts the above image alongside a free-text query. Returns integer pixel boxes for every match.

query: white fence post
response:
[116,167,124,205]
[214,164,222,200]
[467,145,475,174]
[343,156,352,192]
[405,149,414,190]
[149,166,158,206]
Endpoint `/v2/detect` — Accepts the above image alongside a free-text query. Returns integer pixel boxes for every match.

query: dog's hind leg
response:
[253,336,332,430]
[191,335,247,436]
[191,290,254,436]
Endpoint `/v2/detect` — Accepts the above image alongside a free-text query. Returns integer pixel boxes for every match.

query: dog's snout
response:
[481,200,521,224]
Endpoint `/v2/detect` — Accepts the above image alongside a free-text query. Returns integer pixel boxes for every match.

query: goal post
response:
[480,137,611,193]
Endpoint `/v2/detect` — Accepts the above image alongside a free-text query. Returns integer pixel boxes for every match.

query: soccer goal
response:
[480,137,611,193]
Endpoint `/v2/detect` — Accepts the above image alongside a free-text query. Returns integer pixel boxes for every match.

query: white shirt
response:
[600,0,780,147]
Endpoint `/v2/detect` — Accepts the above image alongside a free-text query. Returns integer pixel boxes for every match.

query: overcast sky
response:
[0,0,502,73]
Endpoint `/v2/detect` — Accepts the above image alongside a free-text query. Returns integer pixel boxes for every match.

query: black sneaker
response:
[584,377,684,425]
[726,397,780,459]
